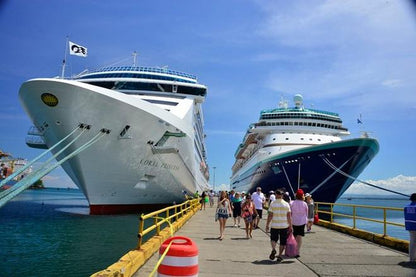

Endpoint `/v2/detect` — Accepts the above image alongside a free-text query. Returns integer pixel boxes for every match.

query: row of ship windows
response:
[260,113,342,123]
[260,113,341,123]
[95,66,197,80]
[85,81,207,96]
[79,72,196,84]
[276,152,337,165]
[272,137,326,142]
[257,121,347,131]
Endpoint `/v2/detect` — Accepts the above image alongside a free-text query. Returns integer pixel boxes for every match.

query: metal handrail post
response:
[353,206,356,229]
[137,214,145,249]
[383,208,387,237]
[330,203,334,223]
[155,216,160,235]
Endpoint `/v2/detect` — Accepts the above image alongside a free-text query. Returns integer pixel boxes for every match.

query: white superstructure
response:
[19,66,210,214]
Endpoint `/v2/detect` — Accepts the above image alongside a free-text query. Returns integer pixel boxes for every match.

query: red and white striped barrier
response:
[157,236,198,277]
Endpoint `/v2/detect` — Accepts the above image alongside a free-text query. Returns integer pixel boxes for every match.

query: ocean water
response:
[0,188,139,277]
[333,196,409,241]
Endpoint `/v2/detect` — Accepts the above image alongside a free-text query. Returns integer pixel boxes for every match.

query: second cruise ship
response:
[230,94,379,203]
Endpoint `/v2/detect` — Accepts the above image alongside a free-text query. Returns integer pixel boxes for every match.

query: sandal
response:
[276,256,283,263]
[269,249,276,260]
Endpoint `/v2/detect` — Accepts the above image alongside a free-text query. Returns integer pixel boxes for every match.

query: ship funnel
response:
[294,94,303,108]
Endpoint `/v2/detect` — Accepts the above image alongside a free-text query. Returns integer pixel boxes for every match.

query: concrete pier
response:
[134,206,415,276]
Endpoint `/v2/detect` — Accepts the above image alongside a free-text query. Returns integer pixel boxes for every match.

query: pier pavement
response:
[134,205,415,277]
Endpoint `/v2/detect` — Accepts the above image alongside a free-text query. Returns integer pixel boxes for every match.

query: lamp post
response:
[213,166,216,192]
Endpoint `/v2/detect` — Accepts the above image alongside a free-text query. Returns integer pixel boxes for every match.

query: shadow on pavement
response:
[398,261,416,269]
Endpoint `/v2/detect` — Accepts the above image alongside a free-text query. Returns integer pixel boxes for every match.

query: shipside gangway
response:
[0,124,110,208]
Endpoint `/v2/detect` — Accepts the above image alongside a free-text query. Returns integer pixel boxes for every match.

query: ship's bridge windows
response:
[84,81,206,96]
[143,99,179,106]
[78,72,196,84]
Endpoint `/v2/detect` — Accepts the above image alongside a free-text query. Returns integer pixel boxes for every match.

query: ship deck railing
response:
[315,201,406,239]
[82,66,197,80]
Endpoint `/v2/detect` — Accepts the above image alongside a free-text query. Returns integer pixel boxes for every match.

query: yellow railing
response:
[137,198,200,248]
[315,202,405,237]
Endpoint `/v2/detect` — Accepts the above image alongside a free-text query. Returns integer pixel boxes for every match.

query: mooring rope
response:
[0,126,88,197]
[0,125,82,189]
[309,155,354,195]
[0,130,108,208]
[281,164,295,197]
[322,156,410,198]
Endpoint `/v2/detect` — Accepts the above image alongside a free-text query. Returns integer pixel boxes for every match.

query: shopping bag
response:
[285,233,298,257]
[314,214,319,224]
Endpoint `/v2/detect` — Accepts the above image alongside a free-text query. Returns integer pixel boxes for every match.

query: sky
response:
[0,0,415,196]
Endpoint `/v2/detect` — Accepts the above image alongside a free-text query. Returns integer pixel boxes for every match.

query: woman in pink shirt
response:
[290,189,308,257]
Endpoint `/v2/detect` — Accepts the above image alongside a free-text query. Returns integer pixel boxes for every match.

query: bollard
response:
[158,236,198,277]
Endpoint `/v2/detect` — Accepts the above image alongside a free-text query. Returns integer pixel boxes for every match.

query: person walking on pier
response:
[252,187,265,229]
[216,191,232,241]
[208,190,214,207]
[200,191,207,210]
[266,190,292,262]
[241,194,257,238]
[290,189,308,257]
[404,192,416,262]
[231,192,242,227]
[305,193,314,232]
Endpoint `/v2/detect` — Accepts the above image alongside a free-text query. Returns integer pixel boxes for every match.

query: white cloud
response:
[257,0,416,49]
[381,79,403,88]
[216,183,231,191]
[42,173,77,189]
[252,0,416,118]
[344,175,416,196]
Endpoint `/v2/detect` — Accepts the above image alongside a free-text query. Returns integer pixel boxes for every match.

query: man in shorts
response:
[251,187,265,228]
[265,190,292,262]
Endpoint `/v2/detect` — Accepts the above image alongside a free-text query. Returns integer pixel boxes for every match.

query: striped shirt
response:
[269,198,291,229]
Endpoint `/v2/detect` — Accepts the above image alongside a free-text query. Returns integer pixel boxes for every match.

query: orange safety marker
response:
[157,236,198,277]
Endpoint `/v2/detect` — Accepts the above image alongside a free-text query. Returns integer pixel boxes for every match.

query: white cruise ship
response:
[231,94,379,203]
[19,65,210,214]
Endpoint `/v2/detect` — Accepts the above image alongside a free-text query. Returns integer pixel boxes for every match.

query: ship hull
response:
[19,79,208,214]
[231,138,379,203]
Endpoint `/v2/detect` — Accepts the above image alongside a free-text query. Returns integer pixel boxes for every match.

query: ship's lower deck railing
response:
[315,201,406,239]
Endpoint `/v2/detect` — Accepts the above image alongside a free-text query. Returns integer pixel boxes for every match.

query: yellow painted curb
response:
[317,220,409,253]
[91,208,198,277]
